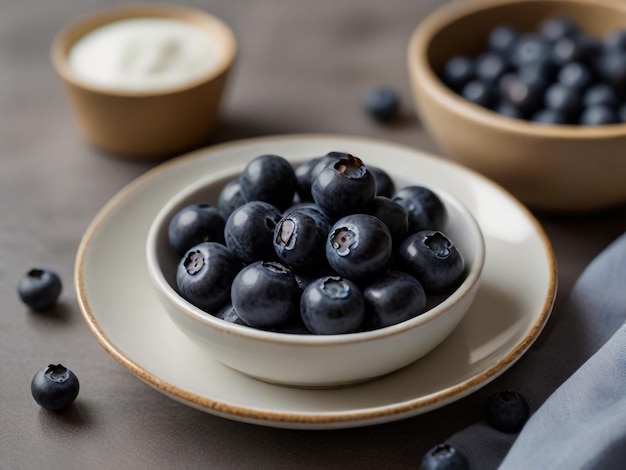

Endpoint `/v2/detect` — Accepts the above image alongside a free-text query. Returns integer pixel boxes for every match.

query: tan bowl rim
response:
[408,0,626,139]
[51,3,238,97]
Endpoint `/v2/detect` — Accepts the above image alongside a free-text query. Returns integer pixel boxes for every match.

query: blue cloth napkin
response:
[447,232,626,469]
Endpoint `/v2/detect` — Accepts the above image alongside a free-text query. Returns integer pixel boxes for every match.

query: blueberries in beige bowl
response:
[146,152,485,388]
[408,0,626,212]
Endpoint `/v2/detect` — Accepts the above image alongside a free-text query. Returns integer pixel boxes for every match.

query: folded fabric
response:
[500,321,626,469]
[446,231,626,469]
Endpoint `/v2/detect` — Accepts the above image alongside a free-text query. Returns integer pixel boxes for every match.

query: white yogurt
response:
[68,17,223,92]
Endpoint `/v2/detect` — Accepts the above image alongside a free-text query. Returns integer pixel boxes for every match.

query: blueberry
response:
[499,73,543,115]
[419,444,469,470]
[273,207,330,272]
[215,302,247,325]
[495,101,525,120]
[326,214,392,282]
[311,153,376,219]
[604,29,626,51]
[363,86,400,122]
[294,154,348,203]
[270,314,311,335]
[551,34,595,67]
[176,242,241,313]
[544,82,582,117]
[294,157,321,201]
[231,261,300,329]
[484,390,530,433]
[583,83,619,108]
[294,264,339,292]
[240,154,296,211]
[31,364,79,411]
[580,104,619,125]
[510,34,552,68]
[442,56,475,92]
[539,16,579,42]
[531,108,571,125]
[488,25,519,55]
[300,276,365,335]
[217,178,246,220]
[363,270,426,328]
[368,165,396,198]
[365,196,408,243]
[224,201,283,264]
[18,268,62,311]
[597,50,626,89]
[475,52,509,85]
[461,80,497,109]
[282,201,325,217]
[619,103,626,122]
[168,203,225,257]
[519,60,557,87]
[557,62,593,91]
[391,185,447,233]
[397,230,464,295]
[310,152,345,181]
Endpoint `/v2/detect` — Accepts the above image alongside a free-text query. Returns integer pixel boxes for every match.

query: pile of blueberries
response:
[441,16,626,125]
[169,152,465,335]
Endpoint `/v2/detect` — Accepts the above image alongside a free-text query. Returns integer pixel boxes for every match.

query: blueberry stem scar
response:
[262,261,288,273]
[331,227,358,256]
[334,154,366,178]
[276,219,295,247]
[47,364,69,382]
[184,250,204,274]
[425,232,451,258]
[322,277,350,299]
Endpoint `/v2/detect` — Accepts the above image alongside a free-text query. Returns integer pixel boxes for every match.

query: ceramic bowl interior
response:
[51,4,237,159]
[145,155,486,388]
[408,0,626,212]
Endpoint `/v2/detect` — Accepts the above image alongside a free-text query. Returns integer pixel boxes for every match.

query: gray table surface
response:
[2,1,626,468]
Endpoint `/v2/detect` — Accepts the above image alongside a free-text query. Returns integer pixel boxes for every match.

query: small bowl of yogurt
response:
[52,4,237,159]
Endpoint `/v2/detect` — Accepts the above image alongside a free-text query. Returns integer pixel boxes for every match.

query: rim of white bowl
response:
[145,162,486,347]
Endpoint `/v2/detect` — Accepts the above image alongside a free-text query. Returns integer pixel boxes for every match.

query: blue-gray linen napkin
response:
[447,231,626,469]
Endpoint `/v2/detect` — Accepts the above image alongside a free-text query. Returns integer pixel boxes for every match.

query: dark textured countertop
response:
[2,1,626,468]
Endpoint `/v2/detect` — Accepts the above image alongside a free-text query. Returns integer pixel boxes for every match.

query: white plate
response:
[75,134,556,430]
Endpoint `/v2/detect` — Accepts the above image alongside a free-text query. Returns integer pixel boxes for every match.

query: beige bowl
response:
[52,4,237,160]
[408,0,626,213]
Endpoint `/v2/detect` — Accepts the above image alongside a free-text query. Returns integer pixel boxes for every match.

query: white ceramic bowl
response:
[146,154,485,388]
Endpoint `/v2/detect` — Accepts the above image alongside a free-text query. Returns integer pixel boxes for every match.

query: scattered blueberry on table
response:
[363,86,400,122]
[484,390,530,433]
[18,267,62,311]
[31,364,79,411]
[171,151,466,335]
[441,16,626,125]
[419,443,469,470]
